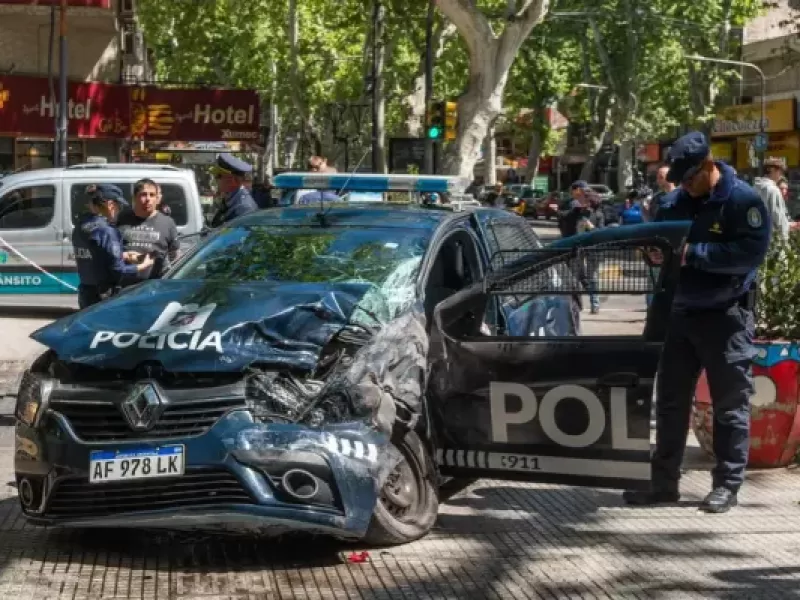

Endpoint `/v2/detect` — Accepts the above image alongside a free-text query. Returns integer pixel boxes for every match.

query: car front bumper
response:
[14,410,398,540]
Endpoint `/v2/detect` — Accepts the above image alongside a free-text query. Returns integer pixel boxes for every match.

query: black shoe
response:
[590,307,600,314]
[700,487,737,513]
[622,489,680,506]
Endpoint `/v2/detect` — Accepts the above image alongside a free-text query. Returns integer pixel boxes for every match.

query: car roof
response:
[231,203,504,230]
[0,163,196,188]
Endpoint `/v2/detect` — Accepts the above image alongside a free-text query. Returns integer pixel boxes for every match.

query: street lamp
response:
[686,53,767,174]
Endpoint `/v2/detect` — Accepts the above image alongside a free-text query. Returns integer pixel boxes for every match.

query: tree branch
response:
[435,0,495,57]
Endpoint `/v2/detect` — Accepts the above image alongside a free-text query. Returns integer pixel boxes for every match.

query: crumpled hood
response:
[31,279,379,372]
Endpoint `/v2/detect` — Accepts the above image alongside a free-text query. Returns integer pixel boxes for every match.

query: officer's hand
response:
[137,254,155,272]
[123,251,142,263]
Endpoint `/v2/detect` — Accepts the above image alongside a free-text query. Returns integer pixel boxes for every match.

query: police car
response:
[14,173,691,545]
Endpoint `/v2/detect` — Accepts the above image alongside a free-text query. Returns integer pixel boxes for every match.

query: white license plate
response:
[89,445,185,484]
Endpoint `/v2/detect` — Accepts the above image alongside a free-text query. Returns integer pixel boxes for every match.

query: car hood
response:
[31,279,382,372]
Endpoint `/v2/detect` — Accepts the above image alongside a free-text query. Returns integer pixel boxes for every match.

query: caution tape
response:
[0,234,78,292]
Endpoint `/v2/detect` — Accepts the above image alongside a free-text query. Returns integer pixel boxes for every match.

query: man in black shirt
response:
[117,178,180,286]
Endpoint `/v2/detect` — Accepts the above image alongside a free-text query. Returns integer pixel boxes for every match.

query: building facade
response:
[0,0,148,172]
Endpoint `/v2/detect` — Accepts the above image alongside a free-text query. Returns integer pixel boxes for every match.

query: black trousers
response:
[77,284,118,310]
[652,304,755,492]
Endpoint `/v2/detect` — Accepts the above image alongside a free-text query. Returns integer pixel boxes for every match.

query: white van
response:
[0,163,205,307]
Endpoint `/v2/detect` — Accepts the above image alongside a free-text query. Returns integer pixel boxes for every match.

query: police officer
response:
[623,132,771,513]
[72,184,153,309]
[209,153,258,227]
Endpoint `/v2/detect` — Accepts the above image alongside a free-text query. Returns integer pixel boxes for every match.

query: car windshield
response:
[169,224,432,322]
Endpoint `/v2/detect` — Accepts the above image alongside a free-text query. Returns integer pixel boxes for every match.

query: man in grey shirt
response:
[118,178,179,286]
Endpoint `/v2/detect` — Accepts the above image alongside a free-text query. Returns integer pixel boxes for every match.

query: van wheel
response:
[363,430,439,546]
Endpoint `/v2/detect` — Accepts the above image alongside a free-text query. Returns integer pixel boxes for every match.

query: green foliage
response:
[756,230,800,340]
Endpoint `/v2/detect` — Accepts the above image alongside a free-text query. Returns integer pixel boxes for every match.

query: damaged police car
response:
[14,173,689,545]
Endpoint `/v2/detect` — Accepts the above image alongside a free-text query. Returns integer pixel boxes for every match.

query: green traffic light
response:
[427,126,441,139]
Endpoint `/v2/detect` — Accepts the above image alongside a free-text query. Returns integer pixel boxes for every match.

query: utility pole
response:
[686,54,766,175]
[370,0,382,172]
[423,0,434,174]
[57,0,68,168]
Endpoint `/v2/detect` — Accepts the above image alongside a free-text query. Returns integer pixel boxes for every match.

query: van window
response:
[70,182,132,224]
[0,185,56,230]
[158,183,189,226]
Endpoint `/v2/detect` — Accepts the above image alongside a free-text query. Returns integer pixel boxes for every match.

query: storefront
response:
[0,74,261,173]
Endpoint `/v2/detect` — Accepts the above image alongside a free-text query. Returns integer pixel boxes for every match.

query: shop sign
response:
[712,99,796,137]
[0,75,129,138]
[0,1,110,6]
[736,133,800,170]
[636,143,660,162]
[130,87,260,142]
[710,141,734,163]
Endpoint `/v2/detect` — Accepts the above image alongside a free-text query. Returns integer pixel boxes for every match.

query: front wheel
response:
[363,429,439,546]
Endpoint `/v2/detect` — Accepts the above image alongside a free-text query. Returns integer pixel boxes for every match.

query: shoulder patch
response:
[747,206,763,229]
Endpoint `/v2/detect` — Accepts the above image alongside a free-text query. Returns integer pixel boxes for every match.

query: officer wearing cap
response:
[72,184,153,309]
[624,131,771,513]
[209,153,258,227]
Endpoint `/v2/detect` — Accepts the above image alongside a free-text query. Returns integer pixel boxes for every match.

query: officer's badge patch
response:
[747,206,763,228]
[709,222,722,234]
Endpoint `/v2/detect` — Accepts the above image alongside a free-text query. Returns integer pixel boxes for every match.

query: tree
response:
[434,0,552,179]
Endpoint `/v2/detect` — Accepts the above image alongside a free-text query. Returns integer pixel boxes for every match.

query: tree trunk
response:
[579,125,609,182]
[617,139,633,192]
[402,22,457,137]
[484,124,497,185]
[287,0,322,150]
[374,0,387,173]
[436,0,551,179]
[524,127,543,182]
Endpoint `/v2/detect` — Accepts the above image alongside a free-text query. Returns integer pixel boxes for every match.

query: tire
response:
[363,429,439,546]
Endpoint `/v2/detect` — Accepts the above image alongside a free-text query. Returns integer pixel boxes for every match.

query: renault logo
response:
[120,381,165,431]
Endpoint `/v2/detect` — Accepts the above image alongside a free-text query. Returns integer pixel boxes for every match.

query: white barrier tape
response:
[0,235,79,292]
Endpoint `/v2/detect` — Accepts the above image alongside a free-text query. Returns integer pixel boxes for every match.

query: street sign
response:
[532,176,550,193]
[754,133,769,152]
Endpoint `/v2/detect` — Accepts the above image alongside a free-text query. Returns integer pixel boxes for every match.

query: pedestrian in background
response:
[623,131,771,513]
[209,153,259,227]
[753,157,790,240]
[117,178,180,287]
[72,184,152,309]
[650,164,676,221]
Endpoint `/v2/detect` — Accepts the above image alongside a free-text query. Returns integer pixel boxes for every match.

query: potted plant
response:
[692,231,800,467]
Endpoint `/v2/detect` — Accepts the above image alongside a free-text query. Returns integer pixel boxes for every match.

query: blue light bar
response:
[272,172,470,194]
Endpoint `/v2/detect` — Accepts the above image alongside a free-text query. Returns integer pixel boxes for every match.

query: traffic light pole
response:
[423,0,435,174]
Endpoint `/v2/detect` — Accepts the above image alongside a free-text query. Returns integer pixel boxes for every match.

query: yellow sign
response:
[713,99,795,137]
[735,133,800,170]
[710,142,734,162]
[0,84,8,110]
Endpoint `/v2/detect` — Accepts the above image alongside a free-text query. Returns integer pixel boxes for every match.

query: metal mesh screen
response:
[486,241,667,296]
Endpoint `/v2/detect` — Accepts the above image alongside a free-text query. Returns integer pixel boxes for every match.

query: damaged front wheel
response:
[363,430,438,546]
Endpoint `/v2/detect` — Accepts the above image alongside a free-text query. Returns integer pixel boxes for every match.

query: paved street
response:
[0,222,797,598]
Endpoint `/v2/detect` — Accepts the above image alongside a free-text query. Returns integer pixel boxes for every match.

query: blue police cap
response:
[570,180,589,190]
[213,153,253,177]
[666,131,710,184]
[91,183,128,206]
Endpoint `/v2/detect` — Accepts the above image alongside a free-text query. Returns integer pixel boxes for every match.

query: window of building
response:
[0,138,13,175]
[0,185,56,230]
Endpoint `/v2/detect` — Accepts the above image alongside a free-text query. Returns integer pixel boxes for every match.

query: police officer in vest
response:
[209,153,258,227]
[623,131,771,513]
[72,184,153,309]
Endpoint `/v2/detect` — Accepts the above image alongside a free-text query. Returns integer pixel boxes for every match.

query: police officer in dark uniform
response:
[209,153,259,227]
[72,184,153,309]
[623,132,771,513]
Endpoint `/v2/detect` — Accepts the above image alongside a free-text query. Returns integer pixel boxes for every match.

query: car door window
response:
[70,182,131,225]
[158,183,189,226]
[0,185,56,230]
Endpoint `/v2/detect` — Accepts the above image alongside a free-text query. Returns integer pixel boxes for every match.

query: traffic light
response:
[427,100,445,139]
[444,101,458,141]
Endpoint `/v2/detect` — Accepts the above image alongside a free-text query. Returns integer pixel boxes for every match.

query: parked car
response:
[0,163,205,303]
[589,184,614,202]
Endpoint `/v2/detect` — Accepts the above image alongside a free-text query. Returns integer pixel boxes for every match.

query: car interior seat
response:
[424,240,468,319]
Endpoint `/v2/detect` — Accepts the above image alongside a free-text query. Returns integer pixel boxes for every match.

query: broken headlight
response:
[15,372,55,428]
[244,371,354,427]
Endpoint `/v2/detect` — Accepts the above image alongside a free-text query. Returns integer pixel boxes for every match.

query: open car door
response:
[428,221,691,491]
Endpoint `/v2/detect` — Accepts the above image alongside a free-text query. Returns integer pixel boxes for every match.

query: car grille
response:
[49,389,248,442]
[46,468,255,518]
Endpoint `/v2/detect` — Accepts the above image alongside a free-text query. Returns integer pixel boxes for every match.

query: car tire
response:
[363,429,439,546]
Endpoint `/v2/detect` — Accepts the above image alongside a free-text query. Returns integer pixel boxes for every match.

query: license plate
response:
[89,445,185,484]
